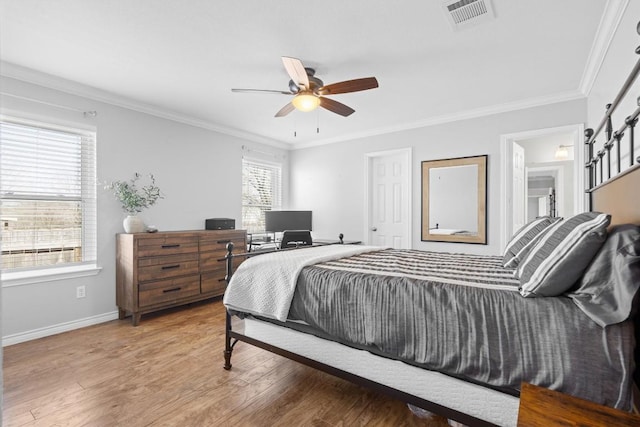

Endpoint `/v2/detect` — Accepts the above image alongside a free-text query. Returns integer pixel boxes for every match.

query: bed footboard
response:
[223,241,247,370]
[223,310,235,370]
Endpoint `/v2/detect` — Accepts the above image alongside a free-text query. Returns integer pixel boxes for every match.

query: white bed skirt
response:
[239,317,520,426]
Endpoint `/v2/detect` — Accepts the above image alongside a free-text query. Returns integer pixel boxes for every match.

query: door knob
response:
[371,227,377,232]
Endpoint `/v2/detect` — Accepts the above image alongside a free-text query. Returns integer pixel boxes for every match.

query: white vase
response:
[123,215,145,233]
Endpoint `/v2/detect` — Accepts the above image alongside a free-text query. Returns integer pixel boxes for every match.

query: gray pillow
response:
[502,216,560,268]
[518,212,611,297]
[566,224,640,326]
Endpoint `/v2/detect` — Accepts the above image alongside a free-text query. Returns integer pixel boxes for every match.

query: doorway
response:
[364,148,412,248]
[527,165,563,220]
[500,124,584,250]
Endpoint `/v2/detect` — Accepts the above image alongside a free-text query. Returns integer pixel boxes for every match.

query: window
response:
[242,158,282,233]
[0,118,97,273]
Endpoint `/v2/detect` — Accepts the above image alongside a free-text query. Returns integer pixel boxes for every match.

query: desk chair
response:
[280,230,313,249]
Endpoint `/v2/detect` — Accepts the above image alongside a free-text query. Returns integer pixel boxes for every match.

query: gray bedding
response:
[285,249,635,410]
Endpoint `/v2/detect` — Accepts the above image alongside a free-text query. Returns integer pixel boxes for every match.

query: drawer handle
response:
[163,287,182,293]
[218,278,226,282]
[216,239,231,244]
[161,244,181,249]
[161,264,181,270]
[217,258,226,262]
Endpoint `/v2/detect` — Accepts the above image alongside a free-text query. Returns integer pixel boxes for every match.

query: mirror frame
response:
[421,154,488,244]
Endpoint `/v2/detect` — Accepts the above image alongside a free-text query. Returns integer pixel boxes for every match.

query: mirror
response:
[421,155,487,244]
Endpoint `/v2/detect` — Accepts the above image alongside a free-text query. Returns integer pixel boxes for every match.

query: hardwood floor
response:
[3,299,450,426]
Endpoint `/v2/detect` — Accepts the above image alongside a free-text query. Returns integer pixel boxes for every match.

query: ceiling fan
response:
[231,57,378,118]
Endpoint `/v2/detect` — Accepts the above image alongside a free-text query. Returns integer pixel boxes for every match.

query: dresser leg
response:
[132,313,141,326]
[118,308,126,320]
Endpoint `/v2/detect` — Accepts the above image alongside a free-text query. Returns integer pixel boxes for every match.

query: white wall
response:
[1,76,288,343]
[290,99,587,255]
[587,1,640,167]
[517,133,575,164]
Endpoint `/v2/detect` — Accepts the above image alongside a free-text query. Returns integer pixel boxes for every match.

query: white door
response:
[367,150,411,248]
[512,142,526,235]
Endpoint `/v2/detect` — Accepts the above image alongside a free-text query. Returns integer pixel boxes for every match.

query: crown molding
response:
[295,0,627,150]
[0,61,289,150]
[1,18,604,155]
[0,60,588,152]
[579,0,629,96]
[290,89,586,150]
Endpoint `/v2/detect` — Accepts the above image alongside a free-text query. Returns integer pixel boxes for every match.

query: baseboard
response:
[2,311,119,347]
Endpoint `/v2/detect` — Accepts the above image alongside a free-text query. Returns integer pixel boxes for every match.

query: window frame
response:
[241,157,283,234]
[0,115,101,287]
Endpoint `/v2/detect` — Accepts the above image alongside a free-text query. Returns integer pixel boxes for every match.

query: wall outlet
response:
[76,285,86,299]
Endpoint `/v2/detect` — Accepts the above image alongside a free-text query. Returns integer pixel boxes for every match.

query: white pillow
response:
[502,216,560,269]
[518,212,610,297]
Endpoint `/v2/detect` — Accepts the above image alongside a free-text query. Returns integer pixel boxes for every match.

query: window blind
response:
[242,159,282,233]
[0,119,97,271]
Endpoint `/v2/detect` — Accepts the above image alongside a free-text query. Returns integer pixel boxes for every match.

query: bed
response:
[221,28,640,427]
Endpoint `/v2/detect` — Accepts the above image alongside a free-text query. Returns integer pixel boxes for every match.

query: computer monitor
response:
[264,210,312,232]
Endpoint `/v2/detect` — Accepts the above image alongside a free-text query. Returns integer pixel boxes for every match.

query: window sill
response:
[1,264,102,287]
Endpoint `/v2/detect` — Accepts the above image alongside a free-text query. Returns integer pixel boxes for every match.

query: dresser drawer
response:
[200,232,245,253]
[137,253,199,282]
[137,236,199,257]
[200,251,243,273]
[201,270,227,295]
[200,231,245,273]
[138,275,201,308]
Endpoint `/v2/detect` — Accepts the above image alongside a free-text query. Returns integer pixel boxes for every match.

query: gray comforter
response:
[285,249,635,410]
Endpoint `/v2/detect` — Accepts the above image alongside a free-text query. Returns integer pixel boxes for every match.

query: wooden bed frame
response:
[222,22,640,427]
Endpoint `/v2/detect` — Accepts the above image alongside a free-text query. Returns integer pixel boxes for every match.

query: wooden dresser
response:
[116,229,246,325]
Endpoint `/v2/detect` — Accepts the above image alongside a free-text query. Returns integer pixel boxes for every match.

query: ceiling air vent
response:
[441,0,495,31]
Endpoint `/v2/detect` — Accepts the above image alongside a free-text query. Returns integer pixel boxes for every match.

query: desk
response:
[248,233,361,251]
[247,232,278,252]
[314,239,362,245]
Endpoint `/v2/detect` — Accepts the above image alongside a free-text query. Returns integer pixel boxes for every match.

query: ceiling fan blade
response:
[275,102,295,117]
[282,56,310,90]
[319,97,355,117]
[317,77,379,96]
[231,88,292,95]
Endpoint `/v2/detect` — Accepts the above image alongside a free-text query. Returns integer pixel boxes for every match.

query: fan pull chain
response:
[317,110,320,134]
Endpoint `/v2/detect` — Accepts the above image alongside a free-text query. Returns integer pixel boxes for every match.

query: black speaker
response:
[205,218,235,230]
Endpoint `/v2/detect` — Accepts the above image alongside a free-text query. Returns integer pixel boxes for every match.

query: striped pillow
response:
[518,212,611,297]
[502,217,560,268]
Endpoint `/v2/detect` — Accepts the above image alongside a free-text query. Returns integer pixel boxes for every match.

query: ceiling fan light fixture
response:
[291,92,320,112]
[232,57,377,118]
